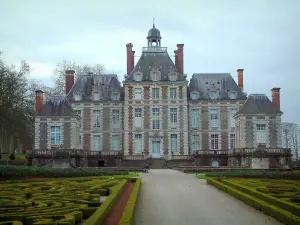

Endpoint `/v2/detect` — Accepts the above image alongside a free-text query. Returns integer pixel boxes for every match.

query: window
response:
[152,108,160,129]
[75,110,82,129]
[50,126,61,145]
[134,108,142,128]
[229,109,236,128]
[170,108,178,124]
[92,110,100,128]
[112,92,120,100]
[151,71,161,81]
[134,72,142,81]
[210,91,219,99]
[256,124,267,144]
[230,134,235,149]
[169,72,177,81]
[92,135,101,151]
[92,91,100,101]
[211,134,219,150]
[171,134,178,152]
[170,88,177,99]
[112,110,120,124]
[134,88,142,100]
[134,134,142,153]
[151,88,160,99]
[191,134,200,150]
[191,109,200,128]
[228,91,237,99]
[74,93,82,101]
[112,135,121,150]
[210,109,219,128]
[191,92,199,100]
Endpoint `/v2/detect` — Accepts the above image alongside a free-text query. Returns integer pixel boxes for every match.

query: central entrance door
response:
[152,141,161,158]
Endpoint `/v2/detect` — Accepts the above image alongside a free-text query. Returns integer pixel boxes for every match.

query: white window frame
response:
[230,133,235,149]
[151,71,161,81]
[92,110,101,128]
[74,93,82,101]
[75,110,82,130]
[256,124,267,144]
[170,108,178,124]
[210,134,219,150]
[191,134,200,150]
[111,135,121,151]
[190,92,199,100]
[210,91,219,100]
[92,135,101,151]
[169,72,177,81]
[112,109,120,125]
[228,91,237,99]
[92,91,101,101]
[191,109,200,128]
[134,88,142,100]
[50,126,61,145]
[229,109,236,128]
[170,88,177,99]
[210,109,219,128]
[112,92,120,100]
[151,88,160,99]
[133,72,142,82]
[134,108,143,128]
[152,108,160,130]
[134,134,143,154]
[170,134,178,152]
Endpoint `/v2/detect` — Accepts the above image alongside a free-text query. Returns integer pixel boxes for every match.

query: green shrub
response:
[119,178,142,225]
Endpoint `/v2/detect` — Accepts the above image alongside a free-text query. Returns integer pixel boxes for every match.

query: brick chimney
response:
[35,90,44,112]
[126,43,134,75]
[271,87,281,109]
[65,70,75,95]
[176,44,184,74]
[237,69,244,91]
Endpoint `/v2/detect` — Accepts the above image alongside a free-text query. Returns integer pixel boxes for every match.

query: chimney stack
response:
[237,69,244,91]
[176,44,184,74]
[35,90,44,113]
[126,43,134,75]
[65,70,75,95]
[271,87,281,109]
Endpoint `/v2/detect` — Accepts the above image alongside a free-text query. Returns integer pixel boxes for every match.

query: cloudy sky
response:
[0,0,299,123]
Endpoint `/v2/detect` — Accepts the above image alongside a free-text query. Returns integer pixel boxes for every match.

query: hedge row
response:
[207,178,300,225]
[0,166,128,179]
[83,179,127,225]
[119,178,142,225]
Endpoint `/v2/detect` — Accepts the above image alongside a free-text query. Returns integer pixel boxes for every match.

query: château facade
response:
[34,24,289,167]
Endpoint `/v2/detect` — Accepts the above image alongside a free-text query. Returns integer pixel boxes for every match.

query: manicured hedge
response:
[207,178,300,225]
[83,179,127,225]
[119,178,142,225]
[0,166,128,179]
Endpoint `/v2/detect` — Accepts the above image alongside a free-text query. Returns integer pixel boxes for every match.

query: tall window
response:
[210,91,219,99]
[134,134,142,153]
[151,88,160,99]
[75,110,82,129]
[211,134,219,150]
[134,88,142,100]
[210,109,219,128]
[112,135,121,150]
[170,108,178,124]
[170,134,178,152]
[191,134,200,150]
[112,92,120,100]
[229,109,236,128]
[256,124,267,144]
[170,88,177,99]
[134,108,142,128]
[50,126,61,145]
[93,110,100,128]
[230,134,235,149]
[191,92,199,100]
[92,135,101,151]
[112,109,120,125]
[151,71,160,81]
[152,108,160,129]
[191,109,200,128]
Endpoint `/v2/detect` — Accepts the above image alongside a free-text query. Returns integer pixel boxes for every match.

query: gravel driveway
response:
[134,169,282,225]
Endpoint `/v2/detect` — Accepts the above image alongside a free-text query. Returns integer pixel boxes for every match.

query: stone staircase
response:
[149,158,167,169]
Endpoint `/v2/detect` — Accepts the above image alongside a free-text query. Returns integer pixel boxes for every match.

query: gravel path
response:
[134,169,282,225]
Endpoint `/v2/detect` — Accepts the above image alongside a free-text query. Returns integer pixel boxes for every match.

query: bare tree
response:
[282,122,300,160]
[52,60,105,95]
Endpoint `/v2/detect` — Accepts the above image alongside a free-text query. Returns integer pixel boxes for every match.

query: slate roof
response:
[66,74,123,101]
[37,96,76,117]
[237,94,282,115]
[189,73,247,100]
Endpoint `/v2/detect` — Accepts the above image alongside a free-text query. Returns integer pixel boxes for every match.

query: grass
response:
[0,153,26,161]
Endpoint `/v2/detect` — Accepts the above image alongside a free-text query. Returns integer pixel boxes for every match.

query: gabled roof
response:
[237,94,282,115]
[37,96,76,117]
[189,73,246,100]
[66,74,123,101]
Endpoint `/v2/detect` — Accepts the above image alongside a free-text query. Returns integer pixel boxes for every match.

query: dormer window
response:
[228,91,237,100]
[210,91,219,99]
[74,92,82,101]
[190,92,199,100]
[111,92,120,101]
[92,91,101,101]
[151,71,161,81]
[133,72,142,82]
[169,72,177,81]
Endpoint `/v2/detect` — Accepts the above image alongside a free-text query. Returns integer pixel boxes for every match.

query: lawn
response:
[0,177,127,224]
[0,153,26,161]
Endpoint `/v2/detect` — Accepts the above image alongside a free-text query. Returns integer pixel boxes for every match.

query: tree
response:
[282,122,300,160]
[0,52,35,154]
[52,60,105,95]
